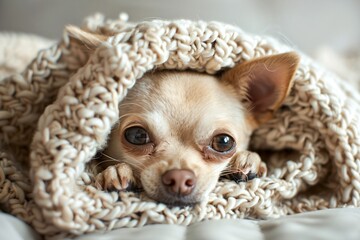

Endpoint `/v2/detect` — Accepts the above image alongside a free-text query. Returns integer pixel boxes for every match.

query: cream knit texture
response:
[0,13,359,238]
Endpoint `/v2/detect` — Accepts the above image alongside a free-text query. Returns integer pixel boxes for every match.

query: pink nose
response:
[162,169,196,196]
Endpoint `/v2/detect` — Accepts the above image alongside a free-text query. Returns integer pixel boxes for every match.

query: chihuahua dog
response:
[67,26,299,206]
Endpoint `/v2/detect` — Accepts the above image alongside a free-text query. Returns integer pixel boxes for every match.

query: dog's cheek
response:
[139,162,166,198]
[194,175,219,202]
[196,163,225,195]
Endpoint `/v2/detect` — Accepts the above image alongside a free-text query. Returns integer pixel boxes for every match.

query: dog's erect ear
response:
[221,52,300,124]
[65,25,108,51]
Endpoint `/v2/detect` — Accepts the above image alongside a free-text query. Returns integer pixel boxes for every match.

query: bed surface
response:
[2,208,359,240]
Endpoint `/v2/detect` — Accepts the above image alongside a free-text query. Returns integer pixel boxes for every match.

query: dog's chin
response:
[159,198,199,208]
[145,188,202,207]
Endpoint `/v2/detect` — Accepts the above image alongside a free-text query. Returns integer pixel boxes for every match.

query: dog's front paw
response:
[95,163,137,191]
[226,151,267,183]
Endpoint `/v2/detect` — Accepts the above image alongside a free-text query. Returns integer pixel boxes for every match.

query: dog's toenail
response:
[247,172,258,180]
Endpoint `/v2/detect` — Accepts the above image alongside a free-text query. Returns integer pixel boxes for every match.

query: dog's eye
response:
[211,134,235,153]
[124,127,151,145]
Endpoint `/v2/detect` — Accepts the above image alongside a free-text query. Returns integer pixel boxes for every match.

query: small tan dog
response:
[68,26,299,206]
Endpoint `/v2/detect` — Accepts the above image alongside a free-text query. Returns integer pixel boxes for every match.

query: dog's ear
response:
[65,25,108,51]
[222,52,300,125]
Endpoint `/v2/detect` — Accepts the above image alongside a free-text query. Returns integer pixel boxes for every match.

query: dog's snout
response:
[162,169,196,196]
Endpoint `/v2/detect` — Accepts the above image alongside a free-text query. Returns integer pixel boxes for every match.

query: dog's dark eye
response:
[124,127,151,145]
[211,134,235,153]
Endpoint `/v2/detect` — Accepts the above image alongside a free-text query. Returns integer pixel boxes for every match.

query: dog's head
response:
[105,55,299,206]
[67,26,299,206]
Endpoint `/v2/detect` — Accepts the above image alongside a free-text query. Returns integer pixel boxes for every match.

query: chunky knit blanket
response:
[1,13,359,238]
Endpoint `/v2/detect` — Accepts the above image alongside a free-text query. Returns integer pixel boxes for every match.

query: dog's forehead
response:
[124,71,246,119]
[142,71,237,111]
[123,71,246,135]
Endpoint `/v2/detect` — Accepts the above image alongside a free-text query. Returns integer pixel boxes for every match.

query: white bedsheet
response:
[1,208,359,240]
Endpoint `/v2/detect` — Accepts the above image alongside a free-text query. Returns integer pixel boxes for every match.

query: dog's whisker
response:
[219,171,238,176]
[97,152,147,171]
[118,112,146,121]
[205,169,229,179]
[126,162,146,171]
[220,167,244,174]
[95,158,120,167]
[206,163,243,177]
[120,102,149,112]
[99,152,122,162]
[88,159,119,173]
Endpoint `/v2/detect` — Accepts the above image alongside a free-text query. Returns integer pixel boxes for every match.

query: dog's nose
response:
[162,169,196,196]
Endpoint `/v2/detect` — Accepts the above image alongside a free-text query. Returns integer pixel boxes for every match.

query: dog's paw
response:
[226,151,267,183]
[95,163,137,191]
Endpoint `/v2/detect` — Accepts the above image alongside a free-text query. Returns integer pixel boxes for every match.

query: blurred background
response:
[0,0,359,55]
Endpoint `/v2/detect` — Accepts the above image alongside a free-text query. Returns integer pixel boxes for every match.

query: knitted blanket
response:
[1,13,359,238]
